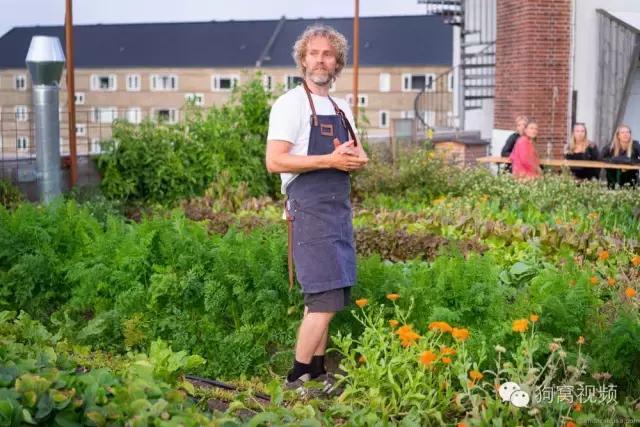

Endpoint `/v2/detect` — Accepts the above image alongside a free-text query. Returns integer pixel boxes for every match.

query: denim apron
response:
[285,81,357,294]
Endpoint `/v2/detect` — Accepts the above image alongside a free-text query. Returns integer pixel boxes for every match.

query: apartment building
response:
[0,15,453,157]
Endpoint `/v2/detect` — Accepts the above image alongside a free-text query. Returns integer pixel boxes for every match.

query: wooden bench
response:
[476,156,640,171]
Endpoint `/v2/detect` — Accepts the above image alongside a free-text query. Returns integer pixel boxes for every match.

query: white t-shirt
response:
[267,85,358,194]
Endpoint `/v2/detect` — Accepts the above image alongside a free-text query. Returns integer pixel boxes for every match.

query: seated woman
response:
[500,115,528,173]
[602,125,640,188]
[564,122,600,180]
[509,119,542,180]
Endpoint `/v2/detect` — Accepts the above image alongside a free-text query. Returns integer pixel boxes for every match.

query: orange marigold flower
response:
[428,321,453,333]
[512,319,529,333]
[355,298,368,308]
[469,370,484,381]
[440,346,457,356]
[625,287,637,298]
[632,255,640,267]
[396,325,421,347]
[566,421,577,427]
[457,423,468,427]
[590,276,599,285]
[452,327,470,341]
[607,277,616,286]
[598,250,610,261]
[386,293,400,301]
[573,402,582,412]
[419,350,437,366]
[529,314,539,322]
[389,319,399,327]
[442,356,452,364]
[577,336,585,345]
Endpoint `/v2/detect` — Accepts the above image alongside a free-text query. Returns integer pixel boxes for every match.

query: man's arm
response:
[266,140,367,174]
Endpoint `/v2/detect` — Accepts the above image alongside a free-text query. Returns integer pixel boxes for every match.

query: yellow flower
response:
[529,314,539,323]
[442,356,453,364]
[512,319,529,333]
[429,321,453,334]
[452,328,470,341]
[389,319,399,327]
[598,250,610,261]
[625,287,637,298]
[419,350,437,366]
[355,298,368,308]
[469,370,484,381]
[386,293,400,301]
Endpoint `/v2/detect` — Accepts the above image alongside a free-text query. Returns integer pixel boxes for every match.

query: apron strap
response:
[301,80,319,127]
[285,199,296,291]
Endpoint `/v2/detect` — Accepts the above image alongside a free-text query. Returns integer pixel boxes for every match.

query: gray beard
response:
[306,71,334,87]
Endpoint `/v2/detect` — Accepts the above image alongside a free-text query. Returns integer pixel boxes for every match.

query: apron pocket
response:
[294,238,343,286]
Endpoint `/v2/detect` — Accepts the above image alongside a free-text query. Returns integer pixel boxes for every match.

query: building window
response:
[185,93,205,106]
[126,74,141,91]
[448,73,454,92]
[91,74,117,91]
[89,138,102,154]
[92,107,118,123]
[379,110,389,128]
[75,92,85,105]
[211,75,239,91]
[60,140,69,155]
[76,123,87,137]
[151,74,178,91]
[379,73,391,92]
[127,107,141,124]
[285,75,303,90]
[15,75,27,91]
[153,108,178,124]
[17,136,29,151]
[262,75,272,91]
[401,110,415,119]
[345,94,368,107]
[402,73,436,92]
[15,105,28,122]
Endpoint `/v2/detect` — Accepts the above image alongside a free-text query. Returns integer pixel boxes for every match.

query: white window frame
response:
[152,108,179,124]
[150,74,178,91]
[211,75,239,92]
[379,73,391,92]
[185,93,205,107]
[379,110,389,128]
[89,138,102,154]
[345,94,368,107]
[16,136,29,151]
[15,75,27,91]
[90,74,117,91]
[401,73,436,92]
[75,92,86,105]
[126,107,142,124]
[284,75,303,90]
[76,123,87,137]
[15,105,28,122]
[401,110,415,119]
[262,75,272,91]
[126,74,141,91]
[91,107,118,123]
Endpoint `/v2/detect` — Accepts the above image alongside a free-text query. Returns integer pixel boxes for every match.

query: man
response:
[265,24,368,393]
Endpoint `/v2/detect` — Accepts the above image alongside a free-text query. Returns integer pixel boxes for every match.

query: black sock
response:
[287,360,312,382]
[310,355,326,378]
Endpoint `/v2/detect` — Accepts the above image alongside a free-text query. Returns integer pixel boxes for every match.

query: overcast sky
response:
[0,0,428,37]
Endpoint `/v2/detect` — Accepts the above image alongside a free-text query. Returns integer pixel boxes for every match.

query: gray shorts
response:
[304,287,352,313]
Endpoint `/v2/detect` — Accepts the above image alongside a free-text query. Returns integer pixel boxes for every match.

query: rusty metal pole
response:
[352,0,359,127]
[65,0,78,187]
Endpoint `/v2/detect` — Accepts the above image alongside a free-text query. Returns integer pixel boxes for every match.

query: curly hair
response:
[292,24,349,78]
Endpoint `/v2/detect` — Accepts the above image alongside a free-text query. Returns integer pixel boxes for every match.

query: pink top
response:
[510,136,541,178]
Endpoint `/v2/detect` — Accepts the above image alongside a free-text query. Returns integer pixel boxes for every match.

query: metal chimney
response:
[25,36,65,203]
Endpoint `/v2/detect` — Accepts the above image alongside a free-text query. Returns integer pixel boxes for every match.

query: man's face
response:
[302,36,337,86]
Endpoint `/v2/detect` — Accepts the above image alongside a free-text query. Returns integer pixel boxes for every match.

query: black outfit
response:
[500,132,520,173]
[565,144,600,180]
[601,140,640,188]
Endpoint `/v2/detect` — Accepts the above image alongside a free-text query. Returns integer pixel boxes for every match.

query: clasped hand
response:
[331,138,368,172]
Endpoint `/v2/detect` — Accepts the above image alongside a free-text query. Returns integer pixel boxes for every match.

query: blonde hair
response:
[567,122,588,154]
[524,119,538,143]
[292,24,348,78]
[611,125,632,157]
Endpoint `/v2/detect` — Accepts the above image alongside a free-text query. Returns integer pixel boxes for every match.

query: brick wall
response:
[495,0,572,158]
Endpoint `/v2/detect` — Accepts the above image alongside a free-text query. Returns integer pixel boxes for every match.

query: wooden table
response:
[476,156,640,170]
